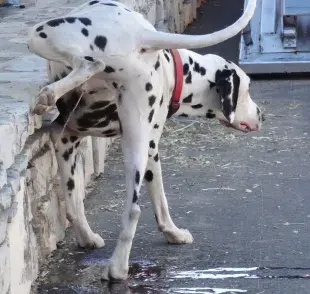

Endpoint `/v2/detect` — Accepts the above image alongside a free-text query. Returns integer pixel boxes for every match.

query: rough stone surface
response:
[0,0,201,293]
[0,241,10,294]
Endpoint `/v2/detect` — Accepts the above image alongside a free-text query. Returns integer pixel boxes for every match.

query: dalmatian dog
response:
[28,0,262,281]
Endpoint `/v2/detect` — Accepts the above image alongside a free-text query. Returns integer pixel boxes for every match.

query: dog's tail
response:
[139,0,256,50]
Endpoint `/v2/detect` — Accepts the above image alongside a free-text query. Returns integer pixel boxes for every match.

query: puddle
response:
[169,266,310,280]
[169,287,247,294]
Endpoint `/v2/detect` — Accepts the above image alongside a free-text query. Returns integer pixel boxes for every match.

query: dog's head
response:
[213,62,264,132]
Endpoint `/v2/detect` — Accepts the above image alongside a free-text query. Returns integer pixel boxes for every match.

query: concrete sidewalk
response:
[34,78,310,294]
[34,1,310,293]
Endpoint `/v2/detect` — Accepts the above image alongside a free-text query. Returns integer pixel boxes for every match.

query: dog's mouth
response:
[219,120,253,133]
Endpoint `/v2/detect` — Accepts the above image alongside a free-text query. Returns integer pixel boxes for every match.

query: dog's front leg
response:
[146,122,193,244]
[33,57,105,115]
[50,122,105,248]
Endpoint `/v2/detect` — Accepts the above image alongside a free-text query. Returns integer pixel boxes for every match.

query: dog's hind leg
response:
[50,122,105,248]
[145,119,193,244]
[33,57,105,115]
[102,82,156,281]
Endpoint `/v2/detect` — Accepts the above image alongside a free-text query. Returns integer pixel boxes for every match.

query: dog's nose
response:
[262,113,266,122]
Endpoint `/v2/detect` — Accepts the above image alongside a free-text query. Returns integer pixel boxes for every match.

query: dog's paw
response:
[101,261,129,281]
[33,86,55,115]
[77,233,105,249]
[164,228,193,244]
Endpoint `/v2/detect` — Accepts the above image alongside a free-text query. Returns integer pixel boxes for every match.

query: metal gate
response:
[239,0,310,74]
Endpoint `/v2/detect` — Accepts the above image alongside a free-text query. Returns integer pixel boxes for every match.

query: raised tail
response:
[139,0,256,50]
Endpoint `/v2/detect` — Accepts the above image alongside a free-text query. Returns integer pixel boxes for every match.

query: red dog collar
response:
[167,49,183,118]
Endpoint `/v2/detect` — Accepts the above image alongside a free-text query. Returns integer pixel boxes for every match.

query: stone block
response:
[0,210,9,245]
[0,241,10,294]
[8,179,38,294]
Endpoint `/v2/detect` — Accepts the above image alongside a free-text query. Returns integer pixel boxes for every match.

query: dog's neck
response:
[166,50,225,120]
[173,72,221,119]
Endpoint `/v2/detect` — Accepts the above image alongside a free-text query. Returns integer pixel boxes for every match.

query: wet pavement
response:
[33,1,310,294]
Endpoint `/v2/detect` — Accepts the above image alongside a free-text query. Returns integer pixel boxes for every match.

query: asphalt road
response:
[34,1,310,294]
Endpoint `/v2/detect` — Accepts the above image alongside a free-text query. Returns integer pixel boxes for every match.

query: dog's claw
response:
[164,228,193,244]
[102,262,129,281]
[33,86,56,115]
[77,233,105,249]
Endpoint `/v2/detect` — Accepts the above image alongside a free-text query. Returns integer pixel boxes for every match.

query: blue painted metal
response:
[239,0,310,74]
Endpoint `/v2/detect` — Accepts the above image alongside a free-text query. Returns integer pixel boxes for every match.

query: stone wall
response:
[0,0,202,293]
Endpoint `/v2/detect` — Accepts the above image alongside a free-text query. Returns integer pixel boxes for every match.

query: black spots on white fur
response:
[189,56,193,65]
[179,113,188,117]
[67,178,75,191]
[200,67,206,76]
[206,109,216,119]
[209,80,216,89]
[81,28,89,37]
[164,52,170,62]
[159,96,164,107]
[70,136,78,143]
[191,104,203,109]
[39,32,47,39]
[135,170,140,185]
[79,17,92,26]
[61,137,68,144]
[104,66,115,73]
[94,35,107,51]
[144,170,153,182]
[193,62,206,76]
[153,123,159,129]
[148,109,155,123]
[118,93,122,104]
[149,140,156,149]
[183,63,189,75]
[75,141,80,148]
[103,3,118,6]
[65,17,76,23]
[90,44,94,51]
[112,82,118,89]
[47,18,65,27]
[132,190,138,203]
[148,95,156,107]
[154,58,160,70]
[63,147,73,161]
[185,71,192,84]
[36,25,44,32]
[154,153,159,162]
[193,62,200,73]
[182,93,193,103]
[145,83,153,92]
[77,104,118,129]
[124,8,131,12]
[84,56,94,62]
[225,65,228,69]
[89,0,99,5]
[71,157,77,175]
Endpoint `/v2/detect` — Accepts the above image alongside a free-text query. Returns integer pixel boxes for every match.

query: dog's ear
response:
[215,69,240,123]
